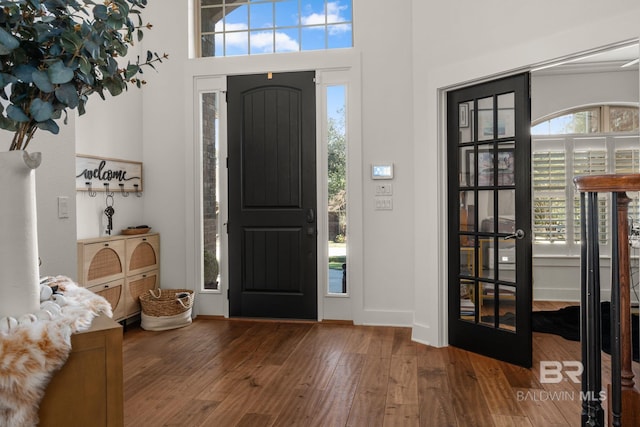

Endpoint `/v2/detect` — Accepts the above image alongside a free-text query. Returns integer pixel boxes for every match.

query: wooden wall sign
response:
[76,155,143,193]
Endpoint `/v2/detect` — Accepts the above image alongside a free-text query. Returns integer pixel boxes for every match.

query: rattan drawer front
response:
[125,270,159,317]
[88,279,126,321]
[80,239,125,285]
[125,234,159,275]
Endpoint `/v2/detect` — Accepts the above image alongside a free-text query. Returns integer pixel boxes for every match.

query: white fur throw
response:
[0,276,112,427]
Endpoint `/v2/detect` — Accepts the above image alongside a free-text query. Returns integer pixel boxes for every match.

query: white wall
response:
[140,0,416,324]
[354,0,415,324]
[75,50,145,240]
[411,0,640,346]
[532,69,639,121]
[0,119,77,281]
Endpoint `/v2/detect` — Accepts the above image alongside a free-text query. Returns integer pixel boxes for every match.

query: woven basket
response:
[139,288,194,317]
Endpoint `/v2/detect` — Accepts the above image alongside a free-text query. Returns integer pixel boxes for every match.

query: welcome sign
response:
[76,155,143,192]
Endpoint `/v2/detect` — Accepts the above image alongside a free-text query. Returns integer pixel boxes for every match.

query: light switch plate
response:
[374,197,393,210]
[58,196,69,219]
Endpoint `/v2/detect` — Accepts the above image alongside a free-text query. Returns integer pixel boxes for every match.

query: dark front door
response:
[227,71,317,319]
[447,73,532,367]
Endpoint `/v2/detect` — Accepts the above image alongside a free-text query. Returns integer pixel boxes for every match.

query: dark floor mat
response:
[532,302,639,362]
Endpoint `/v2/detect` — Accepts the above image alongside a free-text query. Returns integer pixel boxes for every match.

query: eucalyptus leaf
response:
[78,56,91,75]
[37,118,59,134]
[30,98,54,122]
[124,64,139,79]
[61,31,83,51]
[77,70,95,86]
[13,64,36,83]
[55,83,79,108]
[32,70,54,93]
[93,4,108,20]
[83,39,100,59]
[106,56,118,75]
[48,60,74,84]
[0,27,19,52]
[104,77,124,97]
[0,115,18,132]
[7,105,30,122]
[0,73,18,85]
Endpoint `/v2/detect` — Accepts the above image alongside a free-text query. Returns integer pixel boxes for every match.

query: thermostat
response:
[371,163,394,180]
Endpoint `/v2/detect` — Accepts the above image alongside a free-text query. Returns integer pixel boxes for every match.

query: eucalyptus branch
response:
[0,0,164,151]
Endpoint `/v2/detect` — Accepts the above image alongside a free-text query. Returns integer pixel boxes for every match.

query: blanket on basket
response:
[0,276,112,427]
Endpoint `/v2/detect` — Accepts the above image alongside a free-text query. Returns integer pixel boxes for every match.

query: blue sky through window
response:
[327,85,346,131]
[202,0,353,56]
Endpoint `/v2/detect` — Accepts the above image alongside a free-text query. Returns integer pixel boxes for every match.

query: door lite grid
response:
[457,94,518,330]
[448,74,531,367]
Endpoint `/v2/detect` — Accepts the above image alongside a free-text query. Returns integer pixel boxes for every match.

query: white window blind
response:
[533,151,566,243]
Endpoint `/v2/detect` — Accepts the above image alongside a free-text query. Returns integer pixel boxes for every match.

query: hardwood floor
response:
[122,309,638,427]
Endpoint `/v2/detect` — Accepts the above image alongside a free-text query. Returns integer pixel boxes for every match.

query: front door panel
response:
[227,72,317,319]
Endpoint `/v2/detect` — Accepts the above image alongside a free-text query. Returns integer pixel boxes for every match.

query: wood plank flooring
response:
[122,308,639,426]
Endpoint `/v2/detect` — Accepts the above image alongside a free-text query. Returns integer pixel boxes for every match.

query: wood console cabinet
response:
[39,314,123,427]
[77,233,160,321]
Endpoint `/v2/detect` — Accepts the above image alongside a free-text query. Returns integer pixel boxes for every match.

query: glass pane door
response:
[448,73,532,367]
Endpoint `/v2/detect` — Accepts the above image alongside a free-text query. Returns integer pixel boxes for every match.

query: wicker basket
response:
[139,288,194,317]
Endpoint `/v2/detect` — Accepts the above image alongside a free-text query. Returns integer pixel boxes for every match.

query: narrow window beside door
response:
[327,85,347,294]
[202,92,221,290]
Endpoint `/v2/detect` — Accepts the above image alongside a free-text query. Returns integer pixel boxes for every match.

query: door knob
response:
[504,229,525,240]
[306,208,315,223]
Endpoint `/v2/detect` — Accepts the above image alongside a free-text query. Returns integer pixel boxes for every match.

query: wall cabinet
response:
[78,233,159,321]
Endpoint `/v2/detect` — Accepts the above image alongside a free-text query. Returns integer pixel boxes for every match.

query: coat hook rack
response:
[103,182,114,197]
[133,184,142,197]
[119,183,129,197]
[86,182,97,197]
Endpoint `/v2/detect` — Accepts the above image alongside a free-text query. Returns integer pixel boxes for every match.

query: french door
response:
[447,73,532,367]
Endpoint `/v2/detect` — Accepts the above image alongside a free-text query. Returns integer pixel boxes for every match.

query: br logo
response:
[539,361,583,383]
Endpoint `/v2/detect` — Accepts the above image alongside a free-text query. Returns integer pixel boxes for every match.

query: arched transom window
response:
[532,104,639,135]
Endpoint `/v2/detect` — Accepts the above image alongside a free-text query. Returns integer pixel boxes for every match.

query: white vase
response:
[0,150,42,318]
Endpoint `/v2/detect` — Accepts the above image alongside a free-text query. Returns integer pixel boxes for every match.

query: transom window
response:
[197,0,353,57]
[532,105,639,135]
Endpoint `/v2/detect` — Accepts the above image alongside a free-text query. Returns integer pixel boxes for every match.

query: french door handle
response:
[306,208,315,223]
[504,229,525,240]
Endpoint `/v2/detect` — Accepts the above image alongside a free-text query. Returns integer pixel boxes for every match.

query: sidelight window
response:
[201,92,221,290]
[327,84,347,294]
